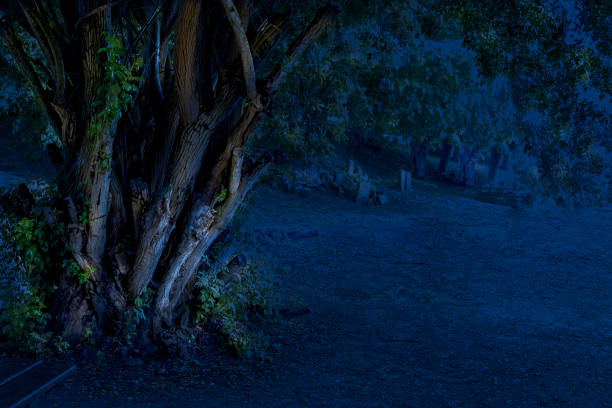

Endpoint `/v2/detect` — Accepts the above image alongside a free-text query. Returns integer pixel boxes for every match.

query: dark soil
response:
[35,182,612,407]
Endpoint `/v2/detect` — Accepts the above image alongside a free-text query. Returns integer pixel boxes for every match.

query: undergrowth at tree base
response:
[0,183,282,360]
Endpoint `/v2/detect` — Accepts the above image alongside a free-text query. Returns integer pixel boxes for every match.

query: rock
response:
[318,168,332,184]
[357,166,368,180]
[217,253,249,282]
[348,159,355,175]
[229,253,248,268]
[333,171,344,188]
[295,165,322,188]
[330,172,353,196]
[355,182,375,204]
[376,192,389,205]
[341,177,359,199]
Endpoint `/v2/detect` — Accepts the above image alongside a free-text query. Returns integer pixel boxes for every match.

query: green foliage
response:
[123,289,152,346]
[12,216,50,277]
[257,46,345,160]
[0,289,50,353]
[0,186,92,351]
[89,32,142,169]
[78,209,88,226]
[52,335,71,353]
[196,263,278,358]
[259,1,515,160]
[259,0,610,205]
[454,76,520,153]
[523,114,608,206]
[217,188,228,203]
[62,259,91,288]
[82,327,94,345]
[0,25,53,159]
[0,212,53,352]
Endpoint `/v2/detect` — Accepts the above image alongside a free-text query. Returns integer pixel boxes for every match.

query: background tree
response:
[0,44,53,161]
[452,76,519,186]
[440,0,611,202]
[267,0,610,201]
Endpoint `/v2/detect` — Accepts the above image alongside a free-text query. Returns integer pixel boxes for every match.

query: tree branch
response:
[153,154,271,328]
[64,197,98,276]
[220,0,259,106]
[124,1,162,65]
[0,20,62,135]
[160,0,180,44]
[174,0,203,124]
[267,5,339,94]
[129,80,242,297]
[252,12,287,67]
[79,3,115,265]
[132,4,339,302]
[228,147,243,197]
[18,0,66,101]
[203,101,261,199]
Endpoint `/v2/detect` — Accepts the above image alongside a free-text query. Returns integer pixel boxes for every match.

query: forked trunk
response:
[0,1,338,347]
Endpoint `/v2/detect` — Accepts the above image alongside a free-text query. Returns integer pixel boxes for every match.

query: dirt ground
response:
[36,181,612,407]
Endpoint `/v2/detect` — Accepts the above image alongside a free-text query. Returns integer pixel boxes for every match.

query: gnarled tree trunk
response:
[1,0,338,344]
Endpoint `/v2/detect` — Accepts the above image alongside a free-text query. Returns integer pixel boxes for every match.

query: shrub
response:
[0,211,51,352]
[195,261,279,359]
[0,185,92,352]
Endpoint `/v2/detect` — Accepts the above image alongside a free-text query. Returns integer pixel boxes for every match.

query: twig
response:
[124,0,162,65]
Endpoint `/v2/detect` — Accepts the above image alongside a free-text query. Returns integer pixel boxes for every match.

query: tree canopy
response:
[263,0,610,201]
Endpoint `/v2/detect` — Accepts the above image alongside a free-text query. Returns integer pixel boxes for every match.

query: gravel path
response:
[43,185,612,407]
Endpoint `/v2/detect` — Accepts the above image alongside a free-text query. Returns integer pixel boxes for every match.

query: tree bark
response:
[411,140,428,179]
[488,146,503,183]
[458,147,479,187]
[438,138,454,175]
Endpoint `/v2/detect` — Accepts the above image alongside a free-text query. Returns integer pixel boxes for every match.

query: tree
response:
[397,40,470,179]
[0,0,337,345]
[0,46,52,161]
[262,2,473,180]
[268,0,611,199]
[439,0,611,197]
[452,76,518,186]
